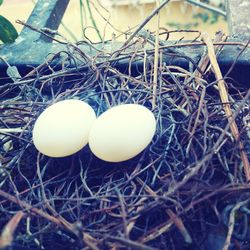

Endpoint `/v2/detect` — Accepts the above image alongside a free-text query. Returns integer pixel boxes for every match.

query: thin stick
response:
[152,0,161,108]
[107,236,157,250]
[186,0,226,16]
[194,31,225,81]
[79,0,87,38]
[202,32,250,181]
[0,190,68,229]
[0,190,99,250]
[120,0,171,49]
[0,128,24,133]
[222,199,250,250]
[116,188,129,239]
[166,209,192,244]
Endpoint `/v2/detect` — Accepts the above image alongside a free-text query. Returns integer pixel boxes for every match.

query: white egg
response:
[89,104,156,162]
[32,99,96,157]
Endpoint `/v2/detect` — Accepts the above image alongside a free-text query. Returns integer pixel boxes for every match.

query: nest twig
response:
[0,22,250,250]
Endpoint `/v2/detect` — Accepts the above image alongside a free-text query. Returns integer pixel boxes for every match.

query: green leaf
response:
[7,65,21,81]
[0,0,3,6]
[0,15,18,43]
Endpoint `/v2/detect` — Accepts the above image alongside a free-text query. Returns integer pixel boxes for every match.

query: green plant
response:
[193,11,221,25]
[85,0,102,42]
[0,0,18,43]
[167,0,226,30]
[167,22,199,30]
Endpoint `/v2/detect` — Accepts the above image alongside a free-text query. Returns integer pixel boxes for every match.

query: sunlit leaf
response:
[0,15,18,43]
[0,0,3,7]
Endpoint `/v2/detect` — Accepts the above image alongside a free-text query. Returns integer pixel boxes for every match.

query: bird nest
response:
[0,30,250,250]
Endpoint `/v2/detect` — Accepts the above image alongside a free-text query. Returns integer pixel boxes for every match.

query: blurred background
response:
[1,0,228,42]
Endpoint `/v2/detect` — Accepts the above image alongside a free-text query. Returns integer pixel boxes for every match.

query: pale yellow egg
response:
[89,104,156,162]
[32,99,96,157]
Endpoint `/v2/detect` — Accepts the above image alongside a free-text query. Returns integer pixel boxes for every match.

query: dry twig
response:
[201,32,250,181]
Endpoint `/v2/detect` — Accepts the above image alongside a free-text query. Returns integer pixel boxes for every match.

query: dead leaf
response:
[0,211,24,249]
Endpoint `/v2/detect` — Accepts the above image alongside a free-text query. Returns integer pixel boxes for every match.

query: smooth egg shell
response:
[32,99,96,157]
[89,104,156,162]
